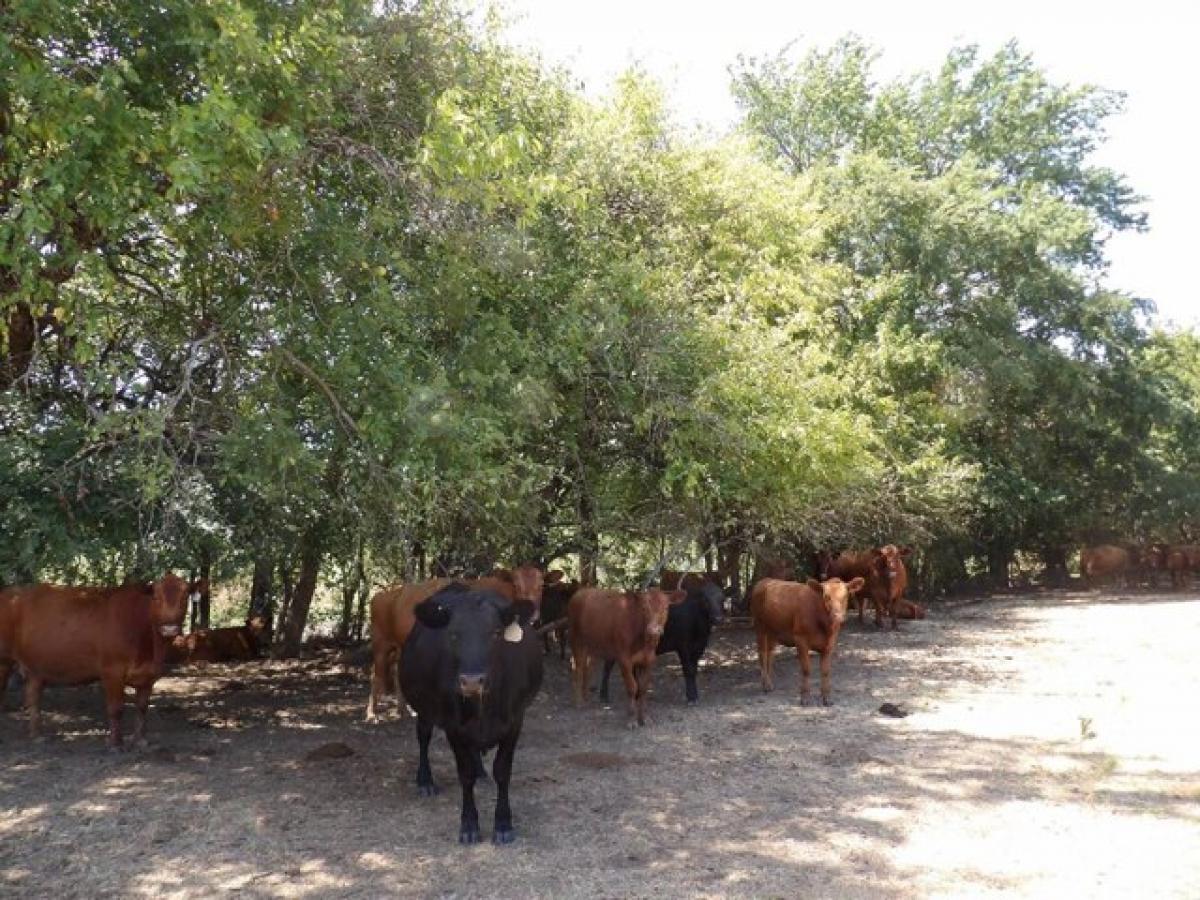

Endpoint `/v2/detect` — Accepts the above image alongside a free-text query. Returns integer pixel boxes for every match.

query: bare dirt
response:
[3,589,1198,899]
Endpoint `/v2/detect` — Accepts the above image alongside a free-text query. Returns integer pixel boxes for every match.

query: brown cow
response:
[1080,545,1134,588]
[818,545,912,629]
[893,598,927,620]
[568,587,686,727]
[750,577,864,705]
[166,616,268,664]
[366,564,544,722]
[0,573,195,748]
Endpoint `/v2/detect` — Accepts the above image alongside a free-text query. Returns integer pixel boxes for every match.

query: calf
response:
[599,580,725,704]
[399,585,543,845]
[366,564,544,721]
[568,587,685,727]
[750,577,864,706]
[166,616,268,664]
[0,573,195,748]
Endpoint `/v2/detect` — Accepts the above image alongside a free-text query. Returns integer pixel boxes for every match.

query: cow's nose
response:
[458,673,486,696]
[159,625,181,637]
[647,624,664,637]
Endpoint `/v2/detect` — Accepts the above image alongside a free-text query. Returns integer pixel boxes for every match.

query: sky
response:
[499,0,1198,329]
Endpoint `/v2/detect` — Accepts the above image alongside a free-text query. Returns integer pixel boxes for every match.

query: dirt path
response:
[2,589,1198,898]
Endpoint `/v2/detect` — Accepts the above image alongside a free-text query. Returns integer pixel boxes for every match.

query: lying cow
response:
[600,579,725,704]
[166,616,268,664]
[399,584,543,845]
[0,573,195,748]
[568,587,685,727]
[366,564,544,722]
[750,576,863,706]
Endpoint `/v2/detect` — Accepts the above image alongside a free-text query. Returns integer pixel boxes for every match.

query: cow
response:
[1080,544,1134,588]
[750,577,864,706]
[537,572,580,659]
[399,584,543,845]
[366,564,544,722]
[892,598,927,619]
[818,546,911,629]
[166,616,268,664]
[599,579,725,705]
[0,573,195,749]
[568,587,685,727]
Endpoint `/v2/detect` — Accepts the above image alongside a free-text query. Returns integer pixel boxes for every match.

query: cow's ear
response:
[546,570,565,585]
[189,577,209,596]
[806,578,823,593]
[414,598,451,629]
[846,577,866,594]
[668,590,687,605]
[496,601,520,626]
[492,567,514,582]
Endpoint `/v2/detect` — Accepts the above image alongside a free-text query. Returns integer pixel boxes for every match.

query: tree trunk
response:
[337,539,364,642]
[988,542,1013,589]
[198,554,212,628]
[273,559,295,655]
[353,574,370,641]
[281,533,323,658]
[1041,546,1068,588]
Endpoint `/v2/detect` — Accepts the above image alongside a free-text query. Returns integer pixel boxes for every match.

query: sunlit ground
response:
[1,589,1198,898]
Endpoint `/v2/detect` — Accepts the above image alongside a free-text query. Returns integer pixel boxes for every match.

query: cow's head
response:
[1142,544,1167,570]
[808,577,864,624]
[872,545,910,580]
[151,573,195,637]
[814,550,834,581]
[246,615,269,635]
[635,588,687,642]
[495,564,544,624]
[414,587,521,699]
[693,581,726,625]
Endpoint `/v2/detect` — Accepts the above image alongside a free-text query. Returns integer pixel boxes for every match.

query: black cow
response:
[599,581,725,704]
[399,584,543,845]
[538,578,580,659]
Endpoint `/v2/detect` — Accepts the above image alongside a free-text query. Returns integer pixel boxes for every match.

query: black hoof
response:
[459,827,482,845]
[417,782,440,797]
[492,827,516,845]
[821,697,834,707]
[686,697,698,706]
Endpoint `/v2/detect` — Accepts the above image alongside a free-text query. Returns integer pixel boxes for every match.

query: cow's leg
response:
[570,646,590,707]
[889,593,899,630]
[491,722,523,844]
[616,658,640,727]
[599,659,614,703]
[131,685,152,747]
[366,644,392,722]
[415,715,439,796]
[557,623,567,661]
[796,642,813,706]
[449,736,481,844]
[818,646,836,706]
[0,659,12,711]
[101,675,126,750]
[24,673,44,739]
[856,592,865,625]
[756,631,775,692]
[681,651,699,704]
[636,660,655,725]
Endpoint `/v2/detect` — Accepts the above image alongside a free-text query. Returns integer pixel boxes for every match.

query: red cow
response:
[0,573,195,748]
[818,545,912,629]
[751,577,864,705]
[166,616,268,664]
[366,564,544,722]
[568,587,685,727]
[1080,545,1134,588]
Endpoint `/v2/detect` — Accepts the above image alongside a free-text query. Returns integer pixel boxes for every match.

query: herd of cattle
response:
[0,539,1175,844]
[1080,542,1200,589]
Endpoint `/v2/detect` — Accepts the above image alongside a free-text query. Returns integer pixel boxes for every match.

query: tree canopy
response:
[2,3,1192,647]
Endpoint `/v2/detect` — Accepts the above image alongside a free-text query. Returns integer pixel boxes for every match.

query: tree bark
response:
[280,532,323,658]
[988,542,1013,589]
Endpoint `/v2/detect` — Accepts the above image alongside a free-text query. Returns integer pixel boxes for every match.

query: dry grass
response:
[2,588,1199,898]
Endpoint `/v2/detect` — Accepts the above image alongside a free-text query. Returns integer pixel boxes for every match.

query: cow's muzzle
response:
[647,624,664,638]
[159,625,182,638]
[458,673,486,697]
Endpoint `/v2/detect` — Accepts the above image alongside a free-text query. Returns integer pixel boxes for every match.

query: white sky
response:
[499,0,1198,329]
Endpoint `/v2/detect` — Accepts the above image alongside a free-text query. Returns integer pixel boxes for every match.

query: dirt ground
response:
[2,588,1199,899]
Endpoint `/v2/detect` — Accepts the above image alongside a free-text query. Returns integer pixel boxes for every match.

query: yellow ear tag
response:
[503,622,523,643]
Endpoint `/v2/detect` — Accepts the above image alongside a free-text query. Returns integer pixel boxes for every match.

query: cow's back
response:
[569,588,641,659]
[2,585,153,684]
[751,579,820,644]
